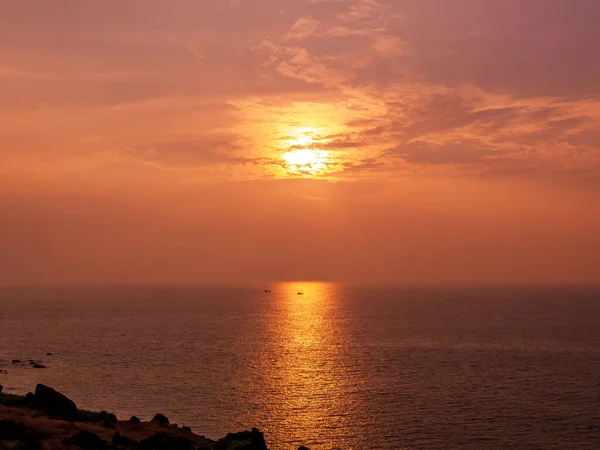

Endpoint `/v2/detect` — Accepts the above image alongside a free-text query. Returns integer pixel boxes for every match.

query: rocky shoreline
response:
[0,384,310,450]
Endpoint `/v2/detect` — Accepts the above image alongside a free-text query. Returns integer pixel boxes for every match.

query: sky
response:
[1,0,599,285]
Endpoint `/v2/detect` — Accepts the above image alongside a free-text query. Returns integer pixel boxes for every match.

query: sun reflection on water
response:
[263,282,362,447]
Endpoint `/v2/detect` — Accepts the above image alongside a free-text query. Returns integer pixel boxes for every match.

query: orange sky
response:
[1,0,599,285]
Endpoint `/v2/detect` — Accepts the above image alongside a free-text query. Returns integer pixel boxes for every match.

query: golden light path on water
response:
[262,282,364,447]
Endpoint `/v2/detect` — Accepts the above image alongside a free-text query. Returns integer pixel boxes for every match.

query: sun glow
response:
[285,127,318,148]
[283,149,321,166]
[282,128,331,176]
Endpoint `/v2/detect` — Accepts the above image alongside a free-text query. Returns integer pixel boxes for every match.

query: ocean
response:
[1,284,599,449]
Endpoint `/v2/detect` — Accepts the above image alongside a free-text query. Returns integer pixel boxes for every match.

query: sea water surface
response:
[1,284,600,449]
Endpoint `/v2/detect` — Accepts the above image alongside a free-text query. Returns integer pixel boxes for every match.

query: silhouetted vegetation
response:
[0,392,28,407]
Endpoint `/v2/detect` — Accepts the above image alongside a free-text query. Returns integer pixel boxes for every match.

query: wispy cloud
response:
[1,0,599,184]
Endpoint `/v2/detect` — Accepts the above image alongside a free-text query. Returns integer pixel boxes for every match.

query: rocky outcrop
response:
[140,432,195,450]
[129,416,141,424]
[151,413,170,425]
[98,410,118,428]
[1,385,274,450]
[0,420,44,444]
[33,384,78,421]
[62,430,108,450]
[112,431,138,447]
[0,420,30,440]
[213,428,268,450]
[6,358,49,370]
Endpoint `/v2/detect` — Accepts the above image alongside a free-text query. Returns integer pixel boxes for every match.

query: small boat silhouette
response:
[297,291,304,295]
[264,289,272,293]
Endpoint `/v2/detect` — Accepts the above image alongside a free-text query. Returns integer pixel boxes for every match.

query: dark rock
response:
[25,392,35,402]
[128,416,141,425]
[249,428,268,449]
[139,433,194,450]
[103,415,118,428]
[0,420,29,440]
[33,384,78,421]
[112,431,138,447]
[151,413,169,425]
[0,384,3,394]
[298,447,311,450]
[98,411,118,428]
[32,364,46,369]
[12,360,21,364]
[213,442,230,450]
[216,428,268,450]
[62,430,108,450]
[0,420,43,442]
[224,430,252,441]
[20,442,44,450]
[182,426,191,433]
[46,353,53,356]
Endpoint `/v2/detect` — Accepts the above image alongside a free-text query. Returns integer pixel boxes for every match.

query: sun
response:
[283,150,328,175]
[283,149,321,166]
[281,128,331,176]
